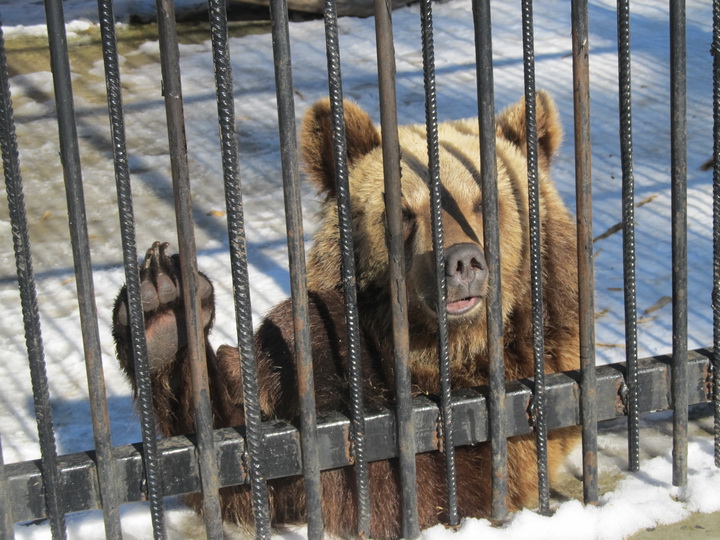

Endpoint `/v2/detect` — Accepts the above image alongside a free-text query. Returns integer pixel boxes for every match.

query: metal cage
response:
[0,0,717,539]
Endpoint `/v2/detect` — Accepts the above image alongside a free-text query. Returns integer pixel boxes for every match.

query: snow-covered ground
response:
[0,0,718,538]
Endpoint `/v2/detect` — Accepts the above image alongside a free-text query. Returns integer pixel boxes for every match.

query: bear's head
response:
[301,92,566,348]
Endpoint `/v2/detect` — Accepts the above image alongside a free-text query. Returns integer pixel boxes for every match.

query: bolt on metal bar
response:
[0,435,13,539]
[2,7,64,538]
[713,0,720,469]
[373,0,420,536]
[322,0,371,534]
[670,0,689,488]
[472,0,508,521]
[154,0,223,536]
[616,0,640,473]
[570,0,599,505]
[266,0,325,536]
[418,0,458,526]
[95,1,167,535]
[520,0,550,515]
[203,1,272,537]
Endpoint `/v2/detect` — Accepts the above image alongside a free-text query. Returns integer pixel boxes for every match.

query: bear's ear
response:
[301,98,381,197]
[495,90,562,169]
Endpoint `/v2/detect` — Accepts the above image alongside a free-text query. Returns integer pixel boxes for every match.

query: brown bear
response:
[113,91,579,539]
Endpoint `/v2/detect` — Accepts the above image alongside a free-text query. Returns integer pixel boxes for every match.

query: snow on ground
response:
[0,0,718,538]
[0,0,208,38]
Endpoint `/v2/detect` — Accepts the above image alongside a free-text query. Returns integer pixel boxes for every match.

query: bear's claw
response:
[140,241,179,310]
[115,241,214,330]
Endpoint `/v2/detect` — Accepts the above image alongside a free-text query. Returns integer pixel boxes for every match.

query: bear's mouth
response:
[446,296,481,315]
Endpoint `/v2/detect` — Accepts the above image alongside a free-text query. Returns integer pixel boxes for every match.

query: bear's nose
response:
[444,242,488,289]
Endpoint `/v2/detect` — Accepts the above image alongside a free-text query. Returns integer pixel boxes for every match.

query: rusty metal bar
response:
[713,0,720,469]
[44,0,124,524]
[520,0,550,515]
[472,0,508,521]
[373,0,419,535]
[267,0,324,536]
[570,0,598,506]
[418,0,458,526]
[322,0,371,534]
[670,0,688,488]
[154,0,223,536]
[616,0,640,473]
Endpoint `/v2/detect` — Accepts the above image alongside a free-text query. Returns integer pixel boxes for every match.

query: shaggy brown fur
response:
[113,92,579,539]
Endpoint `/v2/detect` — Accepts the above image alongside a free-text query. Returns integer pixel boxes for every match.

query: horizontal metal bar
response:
[7,348,714,524]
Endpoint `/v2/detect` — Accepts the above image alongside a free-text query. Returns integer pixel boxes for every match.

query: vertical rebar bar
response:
[2,8,63,538]
[154,1,223,536]
[0,435,12,539]
[519,0,550,515]
[418,0,458,526]
[616,0,640,473]
[670,0,688,488]
[265,0,324,536]
[322,0,371,535]
[373,0,419,536]
[472,0,508,521]
[39,0,129,536]
[712,0,720,470]
[95,0,167,533]
[570,0,599,506]
[203,0,272,536]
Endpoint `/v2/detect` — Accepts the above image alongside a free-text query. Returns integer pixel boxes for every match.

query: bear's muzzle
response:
[444,242,488,316]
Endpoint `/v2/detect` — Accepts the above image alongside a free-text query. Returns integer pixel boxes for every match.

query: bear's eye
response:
[402,207,416,242]
[473,198,483,215]
[402,207,416,224]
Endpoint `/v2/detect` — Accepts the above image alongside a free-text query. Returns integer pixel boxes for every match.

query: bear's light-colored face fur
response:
[301,92,572,358]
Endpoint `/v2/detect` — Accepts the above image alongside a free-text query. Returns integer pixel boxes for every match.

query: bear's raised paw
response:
[112,241,214,377]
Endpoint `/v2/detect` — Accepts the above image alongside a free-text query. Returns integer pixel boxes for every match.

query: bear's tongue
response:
[446,296,480,314]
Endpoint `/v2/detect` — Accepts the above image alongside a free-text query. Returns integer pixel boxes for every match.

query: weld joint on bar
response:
[706,361,716,402]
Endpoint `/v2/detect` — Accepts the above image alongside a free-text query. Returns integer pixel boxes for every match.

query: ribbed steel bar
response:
[670,0,688,488]
[373,0,419,536]
[266,0,324,536]
[418,0,458,526]
[520,0,550,514]
[616,0,640,473]
[204,1,272,536]
[154,1,223,536]
[95,0,167,535]
[713,0,720,469]
[322,0,371,535]
[2,11,64,540]
[570,0,598,505]
[472,0,508,521]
